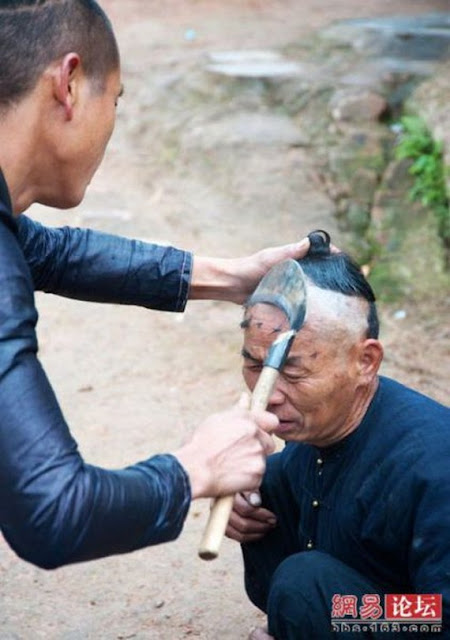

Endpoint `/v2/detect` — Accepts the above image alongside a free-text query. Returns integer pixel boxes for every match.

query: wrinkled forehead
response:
[241,302,291,335]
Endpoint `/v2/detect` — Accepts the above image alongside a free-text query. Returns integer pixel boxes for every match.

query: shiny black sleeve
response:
[0,223,191,569]
[17,215,192,311]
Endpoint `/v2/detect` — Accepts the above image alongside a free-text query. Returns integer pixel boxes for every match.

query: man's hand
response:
[226,491,277,543]
[190,237,311,304]
[173,395,277,500]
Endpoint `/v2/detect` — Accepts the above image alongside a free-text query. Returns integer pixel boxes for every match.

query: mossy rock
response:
[369,203,448,301]
[346,203,372,233]
[329,126,392,184]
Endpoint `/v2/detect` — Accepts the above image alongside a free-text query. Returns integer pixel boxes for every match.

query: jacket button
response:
[306,540,314,550]
[312,500,320,508]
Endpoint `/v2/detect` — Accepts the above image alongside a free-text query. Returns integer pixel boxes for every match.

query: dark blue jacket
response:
[0,171,193,569]
[268,377,450,631]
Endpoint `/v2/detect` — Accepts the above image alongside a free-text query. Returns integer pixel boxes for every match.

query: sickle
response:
[198,259,307,561]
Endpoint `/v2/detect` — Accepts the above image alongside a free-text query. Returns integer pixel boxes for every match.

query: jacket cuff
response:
[175,250,193,312]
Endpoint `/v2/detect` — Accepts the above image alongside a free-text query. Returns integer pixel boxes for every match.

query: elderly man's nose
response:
[268,384,285,405]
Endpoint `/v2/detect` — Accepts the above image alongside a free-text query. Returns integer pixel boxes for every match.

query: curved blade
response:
[246,259,307,331]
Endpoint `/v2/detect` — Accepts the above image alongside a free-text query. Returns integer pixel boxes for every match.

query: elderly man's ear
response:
[357,339,384,383]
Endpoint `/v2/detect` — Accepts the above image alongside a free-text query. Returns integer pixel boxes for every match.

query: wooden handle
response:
[198,366,279,560]
[198,495,234,560]
[249,366,280,413]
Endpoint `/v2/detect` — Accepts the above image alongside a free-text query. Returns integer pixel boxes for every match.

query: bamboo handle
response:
[198,366,279,560]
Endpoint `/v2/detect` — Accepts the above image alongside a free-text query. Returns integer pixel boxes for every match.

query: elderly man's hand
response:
[226,491,277,543]
[190,237,311,304]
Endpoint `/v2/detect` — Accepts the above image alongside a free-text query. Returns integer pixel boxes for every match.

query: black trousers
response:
[242,456,427,639]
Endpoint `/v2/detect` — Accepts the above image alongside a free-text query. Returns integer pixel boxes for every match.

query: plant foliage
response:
[395,115,450,248]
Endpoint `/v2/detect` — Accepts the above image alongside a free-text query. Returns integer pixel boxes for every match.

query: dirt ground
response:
[1,1,449,639]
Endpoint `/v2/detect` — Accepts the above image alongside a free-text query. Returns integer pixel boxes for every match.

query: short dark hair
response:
[299,231,380,339]
[0,0,120,108]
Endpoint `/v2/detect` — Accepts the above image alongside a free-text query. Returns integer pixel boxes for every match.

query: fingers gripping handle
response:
[198,366,279,561]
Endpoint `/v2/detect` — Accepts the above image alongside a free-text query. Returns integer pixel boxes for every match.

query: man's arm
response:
[0,315,191,568]
[17,215,192,311]
[0,349,273,569]
[1,221,277,569]
[189,238,311,305]
[0,230,190,567]
[18,215,311,307]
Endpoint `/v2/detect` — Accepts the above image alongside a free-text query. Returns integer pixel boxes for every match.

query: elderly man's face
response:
[241,302,366,447]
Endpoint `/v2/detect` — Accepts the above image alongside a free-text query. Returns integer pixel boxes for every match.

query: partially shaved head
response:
[303,283,372,347]
[242,282,372,354]
[240,235,383,447]
[297,248,379,339]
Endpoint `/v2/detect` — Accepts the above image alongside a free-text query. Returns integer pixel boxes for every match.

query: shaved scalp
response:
[297,235,379,339]
[304,285,371,346]
[0,0,120,108]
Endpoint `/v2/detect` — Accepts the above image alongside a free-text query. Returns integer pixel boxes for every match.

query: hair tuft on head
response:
[307,230,331,258]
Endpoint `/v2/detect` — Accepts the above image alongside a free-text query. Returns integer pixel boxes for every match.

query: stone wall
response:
[317,14,450,299]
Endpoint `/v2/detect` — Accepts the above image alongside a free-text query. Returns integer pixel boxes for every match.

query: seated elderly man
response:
[227,235,450,639]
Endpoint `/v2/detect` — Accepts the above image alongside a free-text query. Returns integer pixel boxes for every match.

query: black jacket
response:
[0,172,193,569]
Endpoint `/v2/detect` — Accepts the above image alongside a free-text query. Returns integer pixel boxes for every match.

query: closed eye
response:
[241,347,262,364]
[283,373,304,382]
[281,368,309,383]
[244,363,263,372]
